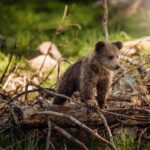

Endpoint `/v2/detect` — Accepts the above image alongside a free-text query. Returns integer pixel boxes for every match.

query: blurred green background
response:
[0,0,150,59]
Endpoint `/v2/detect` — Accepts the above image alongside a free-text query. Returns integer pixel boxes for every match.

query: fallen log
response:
[23,105,150,126]
[0,103,149,129]
[121,36,150,56]
[0,81,149,150]
[1,94,150,150]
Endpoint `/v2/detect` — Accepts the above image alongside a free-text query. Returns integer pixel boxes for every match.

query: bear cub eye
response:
[108,55,114,60]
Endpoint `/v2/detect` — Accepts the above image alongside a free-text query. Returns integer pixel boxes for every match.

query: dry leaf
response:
[131,96,141,107]
[138,86,148,94]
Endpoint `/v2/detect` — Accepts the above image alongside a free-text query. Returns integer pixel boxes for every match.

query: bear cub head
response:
[94,41,123,71]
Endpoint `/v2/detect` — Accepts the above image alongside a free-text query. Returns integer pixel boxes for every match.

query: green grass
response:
[1,128,150,150]
[0,130,39,150]
[88,128,150,150]
[0,0,150,72]
[1,0,150,58]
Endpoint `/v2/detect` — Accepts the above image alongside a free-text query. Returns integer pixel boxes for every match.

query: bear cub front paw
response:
[86,99,99,110]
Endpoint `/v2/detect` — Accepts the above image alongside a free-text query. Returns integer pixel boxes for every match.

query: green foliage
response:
[0,130,39,150]
[88,129,149,150]
[87,130,136,150]
[1,129,150,150]
[0,51,9,72]
[0,0,141,58]
[0,0,150,71]
[114,130,136,150]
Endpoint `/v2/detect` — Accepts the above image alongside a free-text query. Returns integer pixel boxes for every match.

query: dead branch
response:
[136,128,147,150]
[33,111,117,150]
[128,81,150,106]
[2,65,17,90]
[18,104,150,127]
[56,59,71,85]
[26,82,150,121]
[0,41,16,84]
[9,106,19,125]
[52,122,89,150]
[30,5,69,80]
[120,55,148,78]
[28,82,145,121]
[102,0,109,42]
[31,42,53,80]
[98,112,116,149]
[61,5,68,22]
[46,118,52,150]
[111,61,149,88]
[29,82,83,106]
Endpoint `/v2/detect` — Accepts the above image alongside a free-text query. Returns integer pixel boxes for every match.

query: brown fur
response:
[53,41,123,108]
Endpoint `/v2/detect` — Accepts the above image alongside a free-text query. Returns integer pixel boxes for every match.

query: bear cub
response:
[53,41,123,109]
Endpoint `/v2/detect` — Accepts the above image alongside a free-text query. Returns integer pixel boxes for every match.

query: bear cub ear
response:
[113,41,123,50]
[95,41,105,51]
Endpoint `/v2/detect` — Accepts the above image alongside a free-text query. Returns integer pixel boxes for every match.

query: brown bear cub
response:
[53,41,123,108]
